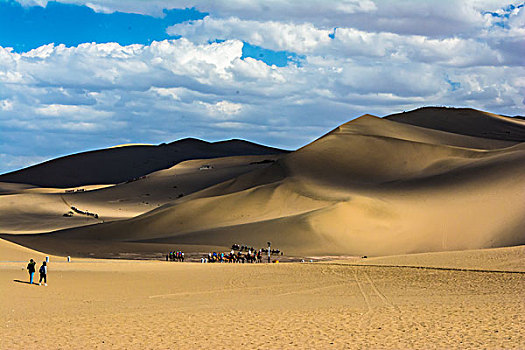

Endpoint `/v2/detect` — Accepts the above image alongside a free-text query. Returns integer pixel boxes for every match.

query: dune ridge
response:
[0,138,289,188]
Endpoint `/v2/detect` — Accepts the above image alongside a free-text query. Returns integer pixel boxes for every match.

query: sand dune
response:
[0,138,288,188]
[1,107,524,259]
[0,154,282,234]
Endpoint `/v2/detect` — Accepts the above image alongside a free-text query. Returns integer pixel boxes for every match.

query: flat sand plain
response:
[1,240,523,349]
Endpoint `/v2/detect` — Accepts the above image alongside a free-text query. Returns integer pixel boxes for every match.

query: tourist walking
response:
[27,259,36,284]
[38,261,47,286]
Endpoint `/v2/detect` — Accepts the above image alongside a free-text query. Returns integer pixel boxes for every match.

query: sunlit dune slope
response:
[3,107,525,257]
[0,138,288,188]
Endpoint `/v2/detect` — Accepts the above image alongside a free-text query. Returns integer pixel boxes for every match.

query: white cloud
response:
[0,100,13,111]
[151,87,184,101]
[1,39,522,147]
[169,17,333,54]
[2,39,246,90]
[203,100,243,117]
[169,15,519,67]
[35,104,113,118]
[213,121,252,130]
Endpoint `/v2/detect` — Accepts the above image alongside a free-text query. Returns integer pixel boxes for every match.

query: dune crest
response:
[386,107,525,142]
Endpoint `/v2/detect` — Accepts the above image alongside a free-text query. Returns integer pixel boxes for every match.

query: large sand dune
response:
[0,138,288,188]
[1,107,524,258]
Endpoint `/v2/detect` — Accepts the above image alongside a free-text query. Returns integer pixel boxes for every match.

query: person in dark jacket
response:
[38,261,48,286]
[27,259,36,284]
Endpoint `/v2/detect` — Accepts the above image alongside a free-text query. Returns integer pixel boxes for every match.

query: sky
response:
[0,0,524,174]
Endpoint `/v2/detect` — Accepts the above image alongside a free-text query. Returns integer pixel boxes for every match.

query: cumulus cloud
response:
[0,100,13,111]
[168,14,520,67]
[35,104,113,118]
[1,39,520,131]
[169,17,333,54]
[202,100,243,117]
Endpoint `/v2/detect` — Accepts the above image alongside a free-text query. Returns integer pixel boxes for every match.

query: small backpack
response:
[39,265,45,274]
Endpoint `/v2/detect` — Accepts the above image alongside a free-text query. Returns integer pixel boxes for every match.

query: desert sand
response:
[0,240,523,349]
[1,107,524,349]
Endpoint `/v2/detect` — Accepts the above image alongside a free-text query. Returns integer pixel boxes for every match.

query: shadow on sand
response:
[13,279,39,286]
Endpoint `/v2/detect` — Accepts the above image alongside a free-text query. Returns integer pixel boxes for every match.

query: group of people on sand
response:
[26,259,48,286]
[166,251,184,262]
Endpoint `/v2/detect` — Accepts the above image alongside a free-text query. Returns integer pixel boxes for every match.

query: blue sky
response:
[0,0,524,174]
[0,1,205,51]
[0,0,294,65]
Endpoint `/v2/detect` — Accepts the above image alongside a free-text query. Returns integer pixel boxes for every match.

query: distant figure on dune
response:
[26,259,36,284]
[38,261,47,286]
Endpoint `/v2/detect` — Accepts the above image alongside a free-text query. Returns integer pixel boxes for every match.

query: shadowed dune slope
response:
[2,107,525,257]
[386,107,525,142]
[0,138,288,188]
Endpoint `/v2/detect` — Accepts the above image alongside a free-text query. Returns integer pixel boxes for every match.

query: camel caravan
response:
[201,250,262,263]
[164,244,284,263]
[64,188,85,193]
[199,244,283,263]
[67,206,99,219]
